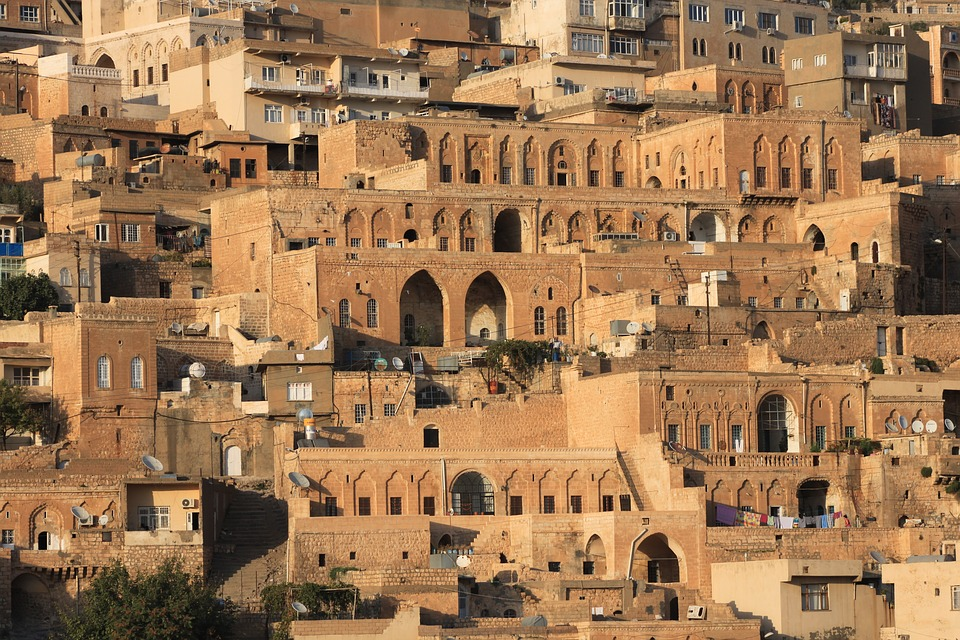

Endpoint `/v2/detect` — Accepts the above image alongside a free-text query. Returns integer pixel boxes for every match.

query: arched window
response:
[534,306,545,336]
[872,241,880,264]
[692,39,700,56]
[850,242,859,261]
[81,105,89,116]
[479,327,490,340]
[700,39,707,56]
[736,43,742,60]
[79,269,90,287]
[556,307,568,336]
[130,356,144,389]
[366,299,379,328]
[548,287,554,300]
[100,107,108,117]
[728,42,735,59]
[59,268,72,287]
[770,48,777,65]
[97,355,111,389]
[762,47,768,64]
[338,299,350,328]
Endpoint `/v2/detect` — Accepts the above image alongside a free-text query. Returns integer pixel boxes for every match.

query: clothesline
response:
[714,503,851,528]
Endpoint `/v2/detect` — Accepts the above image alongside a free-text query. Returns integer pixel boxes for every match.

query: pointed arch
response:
[738,214,759,242]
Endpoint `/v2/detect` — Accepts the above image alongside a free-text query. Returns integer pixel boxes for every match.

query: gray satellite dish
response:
[289,2,298,12]
[632,210,647,222]
[884,421,898,433]
[898,416,909,431]
[460,52,469,61]
[291,601,308,614]
[388,47,398,55]
[946,418,956,432]
[641,322,655,333]
[296,407,314,421]
[912,420,924,434]
[869,551,887,564]
[398,47,410,57]
[288,471,310,488]
[626,321,641,335]
[926,420,937,433]
[98,514,110,526]
[588,285,601,294]
[71,506,90,521]
[455,555,471,568]
[521,615,548,627]
[392,357,404,371]
[142,455,164,472]
[170,322,183,334]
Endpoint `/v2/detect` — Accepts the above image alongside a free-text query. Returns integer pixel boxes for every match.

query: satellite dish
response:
[641,322,655,333]
[926,420,937,433]
[296,407,314,421]
[288,471,310,488]
[632,210,647,222]
[98,515,110,526]
[898,416,909,431]
[392,357,404,371]
[142,455,164,472]
[374,357,388,371]
[884,421,898,433]
[912,420,924,433]
[398,48,410,57]
[946,418,956,432]
[460,52,469,61]
[71,506,90,521]
[869,551,887,564]
[820,0,830,8]
[588,285,601,294]
[170,322,183,334]
[626,321,641,335]
[189,362,206,378]
[289,2,298,12]
[208,0,216,5]
[291,601,308,614]
[387,47,398,55]
[455,555,471,568]
[521,615,548,627]
[668,441,686,454]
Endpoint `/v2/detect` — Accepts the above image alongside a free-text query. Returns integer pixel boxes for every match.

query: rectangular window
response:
[677,295,688,305]
[262,66,277,82]
[138,506,170,530]
[563,83,586,96]
[570,495,583,513]
[350,237,361,248]
[159,281,172,298]
[287,382,312,401]
[161,63,168,82]
[724,7,744,24]
[464,237,476,252]
[780,167,792,189]
[795,16,814,34]
[439,237,449,251]
[614,171,625,187]
[543,495,555,514]
[609,0,641,16]
[147,66,154,85]
[610,36,638,56]
[589,170,600,186]
[354,404,367,424]
[699,424,712,450]
[0,5,7,20]
[325,237,336,247]
[950,585,960,610]
[796,297,805,309]
[938,175,946,186]
[571,32,604,53]
[12,367,41,386]
[19,5,38,22]
[357,497,371,516]
[95,223,109,242]
[389,497,402,515]
[791,58,803,70]
[656,152,661,166]
[827,169,838,191]
[500,166,512,185]
[668,424,680,443]
[191,286,204,299]
[376,238,388,248]
[688,3,708,21]
[731,424,743,449]
[802,167,814,189]
[383,403,397,417]
[712,167,718,186]
[579,0,594,16]
[651,294,661,305]
[801,583,829,611]
[774,296,784,309]
[229,158,241,178]
[423,496,435,516]
[264,105,283,123]
[245,159,257,179]
[844,425,856,439]
[509,495,523,515]
[121,224,140,243]
[440,165,452,183]
[524,167,536,185]
[666,385,675,400]
[296,110,308,123]
[758,12,777,29]
[794,95,804,108]
[133,69,140,87]
[1,529,11,544]
[815,425,827,449]
[601,495,615,512]
[755,166,767,188]
[748,296,757,307]
[814,53,827,66]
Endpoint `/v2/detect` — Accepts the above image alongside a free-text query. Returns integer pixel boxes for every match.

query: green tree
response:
[59,559,234,640]
[0,272,60,320]
[0,379,44,450]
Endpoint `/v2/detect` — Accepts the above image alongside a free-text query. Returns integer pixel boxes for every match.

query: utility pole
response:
[74,240,82,305]
[704,272,712,346]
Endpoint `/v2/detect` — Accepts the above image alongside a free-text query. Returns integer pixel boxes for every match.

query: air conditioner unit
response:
[687,605,706,620]
[554,76,565,86]
[78,515,95,526]
[734,21,743,31]
[766,27,776,35]
[280,54,291,64]
[181,498,198,509]
[664,231,679,241]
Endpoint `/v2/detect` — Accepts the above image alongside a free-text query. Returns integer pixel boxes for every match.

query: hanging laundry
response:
[716,504,737,526]
[743,512,762,527]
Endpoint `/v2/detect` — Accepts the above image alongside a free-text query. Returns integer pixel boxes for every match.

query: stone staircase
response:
[210,480,288,609]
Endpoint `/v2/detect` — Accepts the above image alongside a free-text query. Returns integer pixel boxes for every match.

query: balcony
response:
[289,121,328,139]
[845,64,906,81]
[944,96,960,106]
[698,451,835,468]
[340,82,429,101]
[68,64,121,80]
[125,529,202,546]
[244,76,339,96]
[944,67,960,79]
[0,242,23,256]
[608,14,646,31]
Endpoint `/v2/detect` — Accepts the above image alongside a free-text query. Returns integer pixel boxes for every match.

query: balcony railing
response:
[698,451,832,468]
[69,64,121,80]
[944,96,960,106]
[341,83,429,100]
[608,14,645,31]
[245,76,339,95]
[944,67,960,79]
[845,64,906,81]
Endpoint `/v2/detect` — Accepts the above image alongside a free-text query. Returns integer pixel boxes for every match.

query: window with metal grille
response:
[756,166,767,188]
[464,237,476,252]
[827,169,838,191]
[668,424,680,443]
[97,355,110,389]
[543,495,555,514]
[366,299,378,328]
[731,424,743,449]
[325,237,336,246]
[556,307,567,335]
[774,297,783,309]
[570,495,583,513]
[815,425,826,449]
[423,496,435,516]
[534,306,545,335]
[325,497,337,516]
[389,497,402,515]
[620,494,631,511]
[1,530,12,544]
[384,403,397,417]
[501,166,512,185]
[601,495,614,512]
[802,167,814,190]
[614,171,625,187]
[121,224,140,243]
[796,297,805,310]
[130,357,144,389]
[12,367,41,386]
[589,170,600,186]
[354,403,366,424]
[440,165,452,182]
[524,168,536,185]
[845,425,856,439]
[781,167,792,189]
[287,382,312,401]
[439,237,449,251]
[339,299,350,327]
[699,424,712,450]
[509,495,523,515]
[357,497,371,516]
[801,583,829,610]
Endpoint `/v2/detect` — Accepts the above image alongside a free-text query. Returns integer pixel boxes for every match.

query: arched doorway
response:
[584,534,606,575]
[403,229,418,244]
[739,170,750,193]
[95,54,116,68]
[451,471,495,515]
[689,211,727,242]
[752,321,771,340]
[804,225,826,251]
[224,445,242,476]
[493,210,522,252]
[633,534,681,583]
[645,176,662,188]
[12,573,53,637]
[798,479,829,516]
[37,530,57,550]
[872,241,880,263]
[465,272,507,344]
[758,394,799,453]
[399,270,444,346]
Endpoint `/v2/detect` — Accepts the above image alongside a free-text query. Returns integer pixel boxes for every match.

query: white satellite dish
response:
[170,322,183,334]
[289,2,298,12]
[625,321,641,335]
[387,47,398,55]
[912,420,924,433]
[296,407,314,421]
[142,455,164,472]
[288,471,310,488]
[641,322,655,333]
[71,506,90,521]
[398,47,410,57]
[884,421,897,433]
[898,416,909,431]
[926,420,937,433]
[98,514,110,526]
[632,210,647,222]
[291,601,308,614]
[946,418,956,432]
[392,357,404,371]
[189,362,206,378]
[455,555,471,568]
[869,550,887,564]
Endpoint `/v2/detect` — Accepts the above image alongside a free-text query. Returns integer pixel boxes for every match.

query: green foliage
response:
[485,339,551,388]
[809,626,856,640]
[191,258,212,268]
[261,581,358,630]
[921,466,934,478]
[328,566,358,582]
[947,480,960,494]
[809,441,822,453]
[909,21,929,32]
[0,272,60,321]
[0,379,44,450]
[869,357,885,375]
[914,356,939,372]
[58,559,234,640]
[0,183,42,217]
[826,437,881,456]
